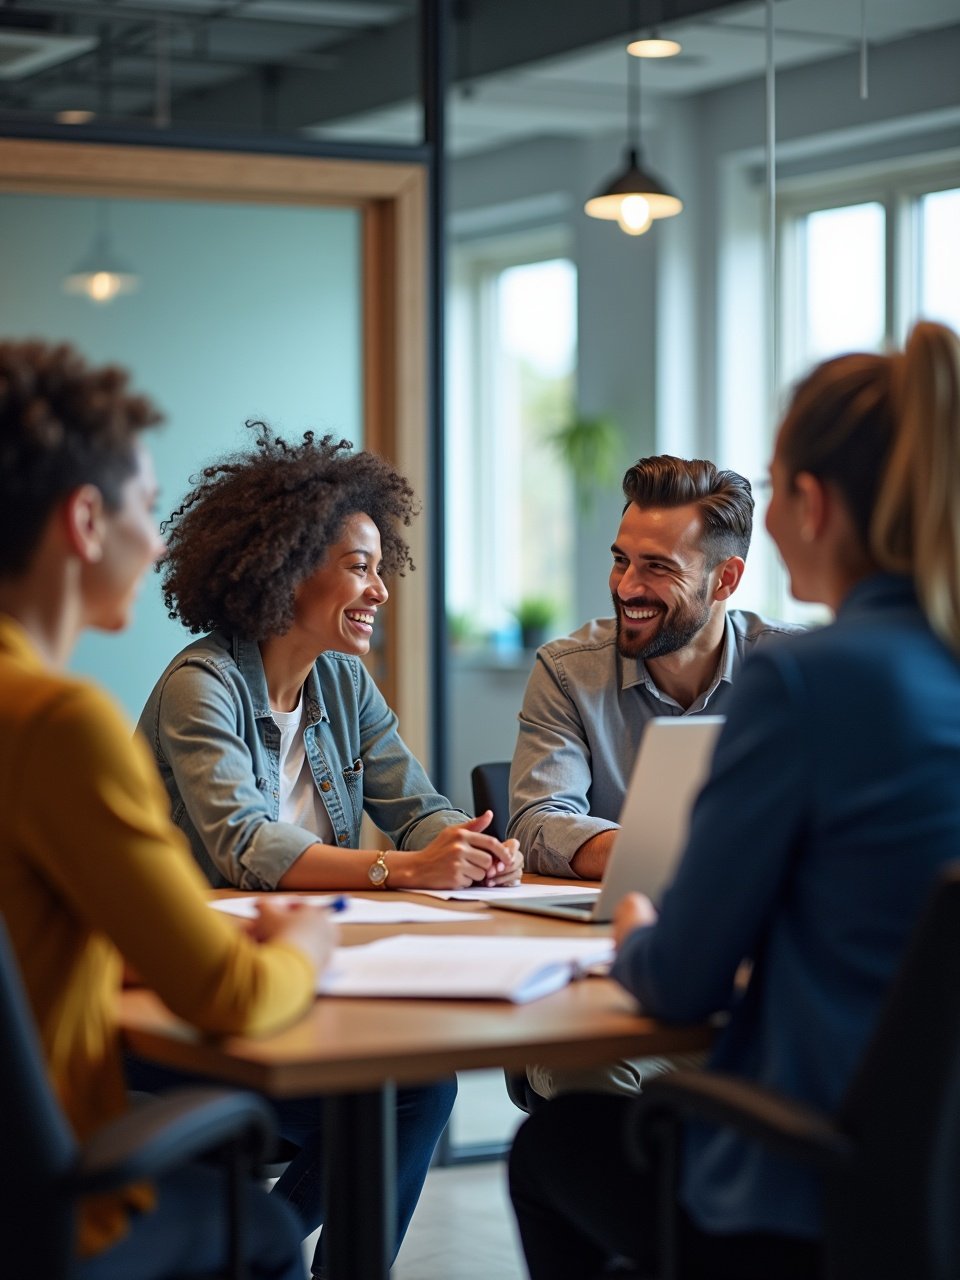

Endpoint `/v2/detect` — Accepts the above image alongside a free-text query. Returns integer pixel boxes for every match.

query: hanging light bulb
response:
[584,24,682,235]
[63,203,140,305]
[617,194,653,236]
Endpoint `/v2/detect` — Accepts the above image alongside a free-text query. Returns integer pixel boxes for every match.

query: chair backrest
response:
[827,864,960,1279]
[470,761,512,843]
[0,914,79,1273]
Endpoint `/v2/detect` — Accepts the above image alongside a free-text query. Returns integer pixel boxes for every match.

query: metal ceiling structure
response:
[0,0,957,152]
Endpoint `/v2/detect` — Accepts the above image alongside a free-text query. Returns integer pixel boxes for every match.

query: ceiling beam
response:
[173,0,750,133]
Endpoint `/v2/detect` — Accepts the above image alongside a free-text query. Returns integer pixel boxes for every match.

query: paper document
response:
[210,895,489,925]
[411,884,602,903]
[317,934,614,1003]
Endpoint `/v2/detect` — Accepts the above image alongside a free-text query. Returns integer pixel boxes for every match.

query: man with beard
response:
[508,456,797,1100]
[508,455,797,882]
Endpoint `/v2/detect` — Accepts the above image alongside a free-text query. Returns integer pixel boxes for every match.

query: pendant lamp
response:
[584,15,682,235]
[627,0,681,59]
[63,203,140,304]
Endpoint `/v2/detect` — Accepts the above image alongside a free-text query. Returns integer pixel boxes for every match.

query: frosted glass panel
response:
[0,193,361,720]
[805,203,885,359]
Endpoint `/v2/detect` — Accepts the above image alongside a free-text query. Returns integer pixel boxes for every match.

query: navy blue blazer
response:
[612,573,960,1239]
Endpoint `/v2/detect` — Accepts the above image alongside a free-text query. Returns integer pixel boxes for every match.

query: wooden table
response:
[120,887,712,1279]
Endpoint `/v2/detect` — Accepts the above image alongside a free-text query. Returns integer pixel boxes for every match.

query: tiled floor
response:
[393,1160,526,1280]
[301,1070,529,1278]
[301,1160,526,1280]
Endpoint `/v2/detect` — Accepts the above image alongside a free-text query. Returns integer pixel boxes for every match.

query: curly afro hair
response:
[160,423,419,637]
[0,339,161,576]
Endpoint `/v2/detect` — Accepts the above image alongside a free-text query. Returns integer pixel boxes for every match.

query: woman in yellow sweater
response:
[0,339,334,1279]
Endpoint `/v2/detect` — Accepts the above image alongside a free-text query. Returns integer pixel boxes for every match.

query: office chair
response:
[627,863,960,1280]
[470,760,512,842]
[0,915,279,1279]
[470,760,544,1115]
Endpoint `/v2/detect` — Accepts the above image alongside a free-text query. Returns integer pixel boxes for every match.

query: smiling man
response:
[508,455,798,882]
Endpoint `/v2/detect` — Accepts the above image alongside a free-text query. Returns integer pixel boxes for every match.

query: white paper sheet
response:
[209,894,489,924]
[316,934,614,1003]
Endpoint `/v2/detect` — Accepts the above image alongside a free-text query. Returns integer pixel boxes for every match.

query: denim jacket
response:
[137,631,466,890]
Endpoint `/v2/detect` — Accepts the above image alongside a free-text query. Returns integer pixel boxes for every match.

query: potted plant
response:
[544,414,623,514]
[512,596,557,650]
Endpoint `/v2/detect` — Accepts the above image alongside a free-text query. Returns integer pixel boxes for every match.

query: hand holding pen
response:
[251,893,346,975]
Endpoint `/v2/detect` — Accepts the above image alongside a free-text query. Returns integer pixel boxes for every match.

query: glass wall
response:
[0,191,361,719]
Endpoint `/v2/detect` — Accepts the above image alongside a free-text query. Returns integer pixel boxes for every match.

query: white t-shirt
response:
[270,692,335,847]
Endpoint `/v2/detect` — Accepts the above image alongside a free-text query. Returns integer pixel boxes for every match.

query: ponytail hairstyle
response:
[872,322,960,652]
[777,321,960,652]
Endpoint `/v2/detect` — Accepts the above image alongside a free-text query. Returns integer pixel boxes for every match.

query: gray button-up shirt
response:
[507,610,800,877]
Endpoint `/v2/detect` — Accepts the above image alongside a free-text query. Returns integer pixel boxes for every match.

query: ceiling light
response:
[584,36,682,234]
[62,204,140,305]
[627,35,681,58]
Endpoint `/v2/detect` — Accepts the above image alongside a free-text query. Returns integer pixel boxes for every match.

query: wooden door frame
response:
[0,137,430,762]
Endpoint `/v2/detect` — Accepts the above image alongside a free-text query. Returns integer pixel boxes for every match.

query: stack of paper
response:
[317,934,614,1004]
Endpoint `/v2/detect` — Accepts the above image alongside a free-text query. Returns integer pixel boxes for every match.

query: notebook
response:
[491,715,724,924]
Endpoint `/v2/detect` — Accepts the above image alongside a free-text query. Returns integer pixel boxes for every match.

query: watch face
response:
[369,859,388,886]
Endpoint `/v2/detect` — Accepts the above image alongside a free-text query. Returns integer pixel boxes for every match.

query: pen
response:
[328,895,349,914]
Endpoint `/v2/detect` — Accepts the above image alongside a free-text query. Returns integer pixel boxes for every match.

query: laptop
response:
[491,715,724,923]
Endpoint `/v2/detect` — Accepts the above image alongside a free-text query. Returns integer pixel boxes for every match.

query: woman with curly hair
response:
[139,423,521,892]
[135,423,520,1273]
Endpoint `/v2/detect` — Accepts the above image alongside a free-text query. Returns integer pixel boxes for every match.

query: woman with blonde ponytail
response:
[509,321,960,1280]
[872,322,960,649]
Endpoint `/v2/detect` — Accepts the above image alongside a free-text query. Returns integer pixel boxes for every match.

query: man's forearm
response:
[570,828,619,880]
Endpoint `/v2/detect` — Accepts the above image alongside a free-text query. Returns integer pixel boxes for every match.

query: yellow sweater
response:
[0,615,316,1257]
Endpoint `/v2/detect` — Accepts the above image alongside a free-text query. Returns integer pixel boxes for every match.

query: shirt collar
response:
[836,572,917,619]
[0,613,46,671]
[620,612,734,710]
[231,633,328,725]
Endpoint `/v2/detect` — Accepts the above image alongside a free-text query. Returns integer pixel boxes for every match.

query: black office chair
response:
[470,760,544,1115]
[628,863,960,1280]
[470,760,512,841]
[0,915,279,1279]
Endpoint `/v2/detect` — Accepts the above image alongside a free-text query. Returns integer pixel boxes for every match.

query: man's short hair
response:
[622,454,753,564]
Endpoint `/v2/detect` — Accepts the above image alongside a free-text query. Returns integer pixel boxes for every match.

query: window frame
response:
[446,224,577,641]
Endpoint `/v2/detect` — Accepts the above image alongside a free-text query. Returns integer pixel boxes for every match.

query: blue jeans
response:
[125,1056,457,1276]
[76,1161,305,1280]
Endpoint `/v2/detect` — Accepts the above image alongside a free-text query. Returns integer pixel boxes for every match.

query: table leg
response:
[323,1082,397,1279]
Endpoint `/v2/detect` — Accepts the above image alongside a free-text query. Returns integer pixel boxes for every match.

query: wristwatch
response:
[367,850,389,888]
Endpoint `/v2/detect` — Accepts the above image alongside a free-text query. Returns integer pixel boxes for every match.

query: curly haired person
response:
[135,423,522,1275]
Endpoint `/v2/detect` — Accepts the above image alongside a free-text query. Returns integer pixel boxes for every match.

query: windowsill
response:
[448,645,537,673]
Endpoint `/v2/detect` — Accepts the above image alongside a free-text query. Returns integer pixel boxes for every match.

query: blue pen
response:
[328,895,349,913]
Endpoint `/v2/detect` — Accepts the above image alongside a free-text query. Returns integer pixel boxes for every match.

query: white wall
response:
[0,193,361,719]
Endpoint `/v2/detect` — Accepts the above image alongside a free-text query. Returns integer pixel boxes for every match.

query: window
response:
[919,187,960,331]
[744,156,960,620]
[447,232,577,647]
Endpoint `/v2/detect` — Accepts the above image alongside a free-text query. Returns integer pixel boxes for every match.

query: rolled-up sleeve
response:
[508,649,619,877]
[154,662,315,890]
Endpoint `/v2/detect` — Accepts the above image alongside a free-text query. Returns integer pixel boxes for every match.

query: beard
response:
[613,579,712,661]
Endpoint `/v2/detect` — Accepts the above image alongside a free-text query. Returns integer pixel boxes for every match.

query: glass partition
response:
[0,190,361,720]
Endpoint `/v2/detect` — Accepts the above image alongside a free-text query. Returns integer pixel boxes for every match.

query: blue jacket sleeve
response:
[611,647,812,1022]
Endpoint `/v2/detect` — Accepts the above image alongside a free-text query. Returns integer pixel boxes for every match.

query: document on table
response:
[317,934,614,1003]
[209,895,489,925]
[410,884,602,903]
